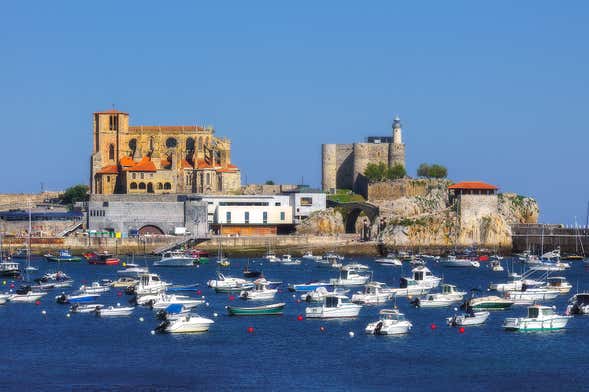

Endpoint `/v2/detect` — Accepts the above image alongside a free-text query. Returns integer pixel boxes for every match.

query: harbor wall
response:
[512,224,589,254]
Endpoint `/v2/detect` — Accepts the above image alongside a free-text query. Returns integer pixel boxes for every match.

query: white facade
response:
[290,192,327,223]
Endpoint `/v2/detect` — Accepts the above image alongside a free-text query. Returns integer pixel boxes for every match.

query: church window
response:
[164,182,172,190]
[132,173,136,179]
[166,137,178,148]
[108,115,118,131]
[130,182,137,190]
[129,139,137,155]
[106,176,110,183]
[186,138,195,152]
[206,173,210,185]
[138,182,146,190]
[108,144,115,160]
[140,173,144,180]
[157,183,163,190]
[198,137,203,150]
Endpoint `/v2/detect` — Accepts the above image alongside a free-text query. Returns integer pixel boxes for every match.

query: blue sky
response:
[0,1,587,224]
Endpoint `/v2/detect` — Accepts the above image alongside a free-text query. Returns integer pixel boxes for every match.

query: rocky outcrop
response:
[370,179,538,249]
[296,208,345,236]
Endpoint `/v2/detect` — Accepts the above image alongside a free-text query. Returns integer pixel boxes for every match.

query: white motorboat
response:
[542,276,572,294]
[9,291,46,303]
[156,314,214,333]
[278,255,301,265]
[302,251,322,261]
[97,305,135,317]
[342,263,370,271]
[529,261,571,271]
[566,293,589,315]
[503,305,571,331]
[240,278,277,300]
[134,273,168,296]
[117,263,149,277]
[322,252,344,261]
[413,284,466,308]
[330,266,370,287]
[79,281,110,294]
[439,255,480,268]
[301,287,349,302]
[505,287,560,302]
[390,266,441,297]
[207,273,248,289]
[420,254,440,262]
[490,260,504,272]
[447,310,490,326]
[70,304,104,313]
[153,250,196,267]
[489,270,546,292]
[365,309,412,335]
[316,254,342,268]
[0,294,10,305]
[305,294,362,319]
[150,294,205,310]
[351,282,392,305]
[374,254,402,266]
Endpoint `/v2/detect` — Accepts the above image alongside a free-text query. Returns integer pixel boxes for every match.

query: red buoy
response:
[229,295,235,301]
[247,326,254,334]
[459,327,465,334]
[296,299,301,304]
[297,315,303,321]
[320,326,326,332]
[9,284,14,289]
[117,291,123,297]
[430,323,437,330]
[197,289,202,295]
[35,300,41,306]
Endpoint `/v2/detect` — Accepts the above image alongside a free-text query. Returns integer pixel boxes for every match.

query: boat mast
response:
[26,200,32,278]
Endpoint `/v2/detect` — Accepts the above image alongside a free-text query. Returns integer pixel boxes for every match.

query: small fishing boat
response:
[505,287,560,302]
[243,260,262,278]
[503,305,571,331]
[365,309,412,335]
[155,303,191,320]
[0,260,20,277]
[187,249,210,263]
[227,302,285,316]
[240,278,277,300]
[70,303,104,313]
[0,294,10,305]
[306,294,362,319]
[153,250,196,267]
[566,293,589,315]
[389,266,441,297]
[277,255,301,265]
[9,286,47,303]
[79,282,110,294]
[330,265,370,287]
[86,251,120,265]
[56,292,100,304]
[288,281,334,293]
[439,255,480,268]
[133,273,168,296]
[447,310,490,327]
[374,254,402,266]
[156,314,214,333]
[413,284,466,308]
[167,283,200,293]
[462,295,514,311]
[207,273,249,290]
[351,282,392,305]
[301,287,349,302]
[490,260,504,272]
[542,276,572,294]
[301,251,322,261]
[97,305,135,317]
[150,294,205,310]
[45,250,82,263]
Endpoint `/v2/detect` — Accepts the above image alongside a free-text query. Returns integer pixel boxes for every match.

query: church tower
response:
[388,115,406,168]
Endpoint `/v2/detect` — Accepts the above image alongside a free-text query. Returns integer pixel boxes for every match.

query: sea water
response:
[0,256,587,391]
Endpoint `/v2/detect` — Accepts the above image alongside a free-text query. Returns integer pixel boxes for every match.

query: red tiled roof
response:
[448,181,498,190]
[196,159,212,169]
[160,159,172,169]
[96,165,119,174]
[119,156,136,167]
[181,159,193,169]
[126,156,157,172]
[94,109,128,115]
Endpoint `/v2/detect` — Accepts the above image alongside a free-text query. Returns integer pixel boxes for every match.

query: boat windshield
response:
[528,307,540,318]
[325,296,339,308]
[541,308,555,316]
[340,297,351,304]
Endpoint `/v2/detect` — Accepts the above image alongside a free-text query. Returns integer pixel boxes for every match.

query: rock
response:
[296,208,345,236]
[498,193,539,224]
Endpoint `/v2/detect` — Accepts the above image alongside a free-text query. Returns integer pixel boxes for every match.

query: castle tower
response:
[321,144,337,192]
[388,115,406,168]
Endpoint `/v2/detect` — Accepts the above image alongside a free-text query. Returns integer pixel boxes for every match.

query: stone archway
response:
[139,225,164,235]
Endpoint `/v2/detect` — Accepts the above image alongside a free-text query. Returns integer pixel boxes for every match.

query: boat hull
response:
[503,316,571,331]
[227,303,285,316]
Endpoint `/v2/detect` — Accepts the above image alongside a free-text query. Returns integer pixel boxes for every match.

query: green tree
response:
[264,180,275,185]
[387,163,406,180]
[428,164,448,178]
[60,184,89,206]
[364,162,388,182]
[417,163,430,177]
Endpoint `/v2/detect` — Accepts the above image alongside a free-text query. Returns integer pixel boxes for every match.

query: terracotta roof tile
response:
[119,156,136,167]
[448,181,498,190]
[181,159,193,169]
[96,165,119,174]
[126,156,157,172]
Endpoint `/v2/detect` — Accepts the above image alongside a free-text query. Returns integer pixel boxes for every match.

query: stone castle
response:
[322,116,405,193]
[90,110,241,195]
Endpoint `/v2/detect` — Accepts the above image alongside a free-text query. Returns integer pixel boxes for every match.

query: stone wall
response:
[241,184,298,195]
[296,208,345,236]
[0,192,61,210]
[335,144,354,190]
[458,194,498,226]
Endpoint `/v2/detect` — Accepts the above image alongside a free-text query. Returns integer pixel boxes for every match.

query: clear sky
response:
[0,1,587,224]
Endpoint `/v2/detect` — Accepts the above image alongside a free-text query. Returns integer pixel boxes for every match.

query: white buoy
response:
[292,294,296,298]
[116,302,121,307]
[150,330,155,335]
[453,307,458,312]
[213,312,218,317]
[41,310,47,315]
[205,302,210,307]
[349,331,355,338]
[66,313,71,318]
[139,317,144,322]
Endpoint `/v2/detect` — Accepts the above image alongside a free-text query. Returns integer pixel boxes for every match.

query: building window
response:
[280,212,285,221]
[106,176,110,183]
[245,211,249,224]
[157,183,163,190]
[139,182,146,190]
[226,211,231,224]
[263,211,268,224]
[165,137,177,148]
[132,173,136,179]
[198,137,203,150]
[206,173,210,185]
[140,173,144,179]
[108,144,115,160]
[109,115,118,131]
[300,197,313,206]
[275,202,281,206]
[164,182,172,190]
[130,182,137,189]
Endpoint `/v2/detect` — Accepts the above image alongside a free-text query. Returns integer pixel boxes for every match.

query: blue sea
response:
[1,255,588,391]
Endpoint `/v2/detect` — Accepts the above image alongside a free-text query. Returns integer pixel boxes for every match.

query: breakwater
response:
[512,223,589,254]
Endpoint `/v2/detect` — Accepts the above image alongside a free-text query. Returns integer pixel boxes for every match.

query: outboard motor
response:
[56,294,68,304]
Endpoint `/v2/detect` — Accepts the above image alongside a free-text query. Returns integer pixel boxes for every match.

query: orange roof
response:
[119,156,136,167]
[96,165,119,175]
[128,126,207,133]
[181,159,193,169]
[160,159,172,169]
[216,165,239,173]
[126,156,157,172]
[448,181,498,190]
[94,109,128,115]
[196,159,212,169]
